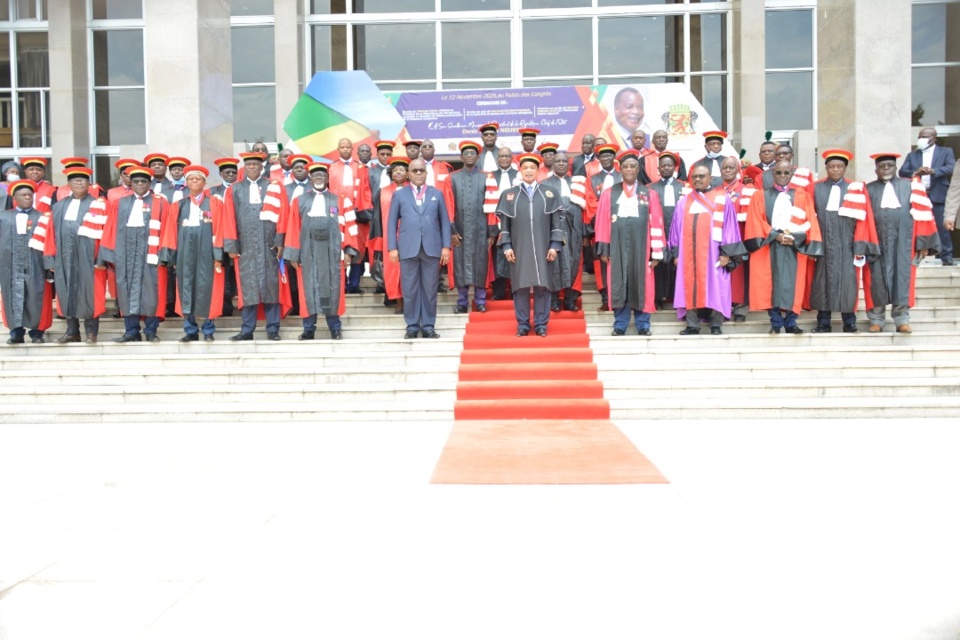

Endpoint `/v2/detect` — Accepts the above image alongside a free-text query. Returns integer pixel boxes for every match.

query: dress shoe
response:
[598,303,610,312]
[229,332,253,341]
[111,311,122,318]
[811,325,832,333]
[550,302,562,312]
[374,286,386,294]
[266,332,281,341]
[475,304,487,313]
[710,326,723,335]
[437,282,447,293]
[55,333,81,344]
[896,324,912,334]
[330,329,342,340]
[113,334,141,343]
[612,328,626,336]
[734,314,747,323]
[180,333,199,342]
[145,334,160,343]
[298,330,315,341]
[492,294,506,301]
[638,328,652,336]
[404,330,419,339]
[563,301,579,312]
[942,259,956,266]
[6,336,24,344]
[516,328,529,337]
[784,326,804,335]
[421,329,440,339]
[654,300,663,311]
[85,335,97,344]
[679,327,700,335]
[868,324,883,333]
[203,334,215,342]
[454,305,469,314]
[383,298,398,307]
[535,326,547,337]
[30,336,45,344]
[842,324,859,334]
[768,327,782,335]
[345,287,362,295]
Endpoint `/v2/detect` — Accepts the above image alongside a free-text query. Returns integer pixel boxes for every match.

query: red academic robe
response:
[744,186,822,313]
[159,194,226,320]
[43,196,108,320]
[328,158,373,262]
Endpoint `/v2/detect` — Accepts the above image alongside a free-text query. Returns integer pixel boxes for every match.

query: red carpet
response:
[431,296,669,484]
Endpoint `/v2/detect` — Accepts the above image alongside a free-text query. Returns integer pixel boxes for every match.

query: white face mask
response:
[5,173,18,182]
[917,137,933,151]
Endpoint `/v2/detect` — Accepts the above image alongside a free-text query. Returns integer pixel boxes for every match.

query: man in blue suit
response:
[388,158,452,339]
[899,127,956,265]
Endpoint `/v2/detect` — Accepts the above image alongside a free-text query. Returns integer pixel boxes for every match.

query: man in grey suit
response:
[387,158,452,339]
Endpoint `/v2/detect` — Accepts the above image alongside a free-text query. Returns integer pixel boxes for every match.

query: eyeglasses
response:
[774,171,793,176]
[409,169,426,174]
[130,178,150,183]
[690,174,710,180]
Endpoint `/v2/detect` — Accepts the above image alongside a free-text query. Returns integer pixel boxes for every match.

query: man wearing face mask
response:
[898,127,956,265]
[865,153,941,333]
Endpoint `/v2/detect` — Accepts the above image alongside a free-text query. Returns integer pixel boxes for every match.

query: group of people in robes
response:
[0,128,943,344]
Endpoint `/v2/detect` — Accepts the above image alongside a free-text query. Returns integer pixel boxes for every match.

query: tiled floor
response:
[1,419,958,640]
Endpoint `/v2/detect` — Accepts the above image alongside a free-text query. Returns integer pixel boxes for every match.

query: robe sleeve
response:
[387,190,402,253]
[647,189,665,261]
[720,197,747,260]
[353,166,374,221]
[267,180,289,250]
[221,185,240,255]
[743,190,777,253]
[211,196,225,264]
[42,208,57,272]
[792,189,823,258]
[495,189,515,250]
[593,188,613,258]
[282,197,303,265]
[368,189,384,253]
[437,189,452,249]
[341,193,361,259]
[97,198,119,267]
[158,200,180,265]
[668,195,685,262]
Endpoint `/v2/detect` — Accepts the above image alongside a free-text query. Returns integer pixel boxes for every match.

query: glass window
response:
[311,25,348,73]
[354,23,435,81]
[599,15,681,76]
[92,30,144,86]
[442,22,510,80]
[92,0,143,20]
[443,0,509,10]
[376,81,437,91]
[233,85,276,144]
[18,90,47,147]
[523,19,591,78]
[599,75,684,85]
[765,10,812,69]
[16,31,47,88]
[442,80,512,89]
[691,74,726,131]
[0,33,10,88]
[230,0,274,16]
[231,26,275,84]
[15,0,39,20]
[912,3,960,64]
[690,13,726,73]
[355,0,432,12]
[912,66,960,127]
[310,0,347,13]
[93,155,119,189]
[0,92,12,147]
[598,0,683,5]
[523,0,588,8]
[765,71,812,130]
[523,78,591,88]
[94,89,146,145]
[0,3,8,20]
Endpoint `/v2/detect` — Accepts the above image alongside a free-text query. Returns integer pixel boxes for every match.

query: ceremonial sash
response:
[28,211,50,251]
[738,187,757,222]
[77,198,109,240]
[146,197,163,265]
[686,190,726,244]
[569,175,587,208]
[258,181,285,224]
[909,178,934,222]
[837,182,868,221]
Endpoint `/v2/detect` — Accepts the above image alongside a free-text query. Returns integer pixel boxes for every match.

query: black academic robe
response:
[496,184,564,292]
[450,167,496,288]
[648,178,684,303]
[0,207,51,330]
[223,178,286,307]
[46,195,107,320]
[158,195,224,319]
[540,174,584,291]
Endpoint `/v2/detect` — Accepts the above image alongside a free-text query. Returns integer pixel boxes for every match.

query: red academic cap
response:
[519,128,540,138]
[375,140,395,151]
[60,157,89,168]
[214,157,240,170]
[167,156,190,168]
[115,158,141,171]
[822,149,853,164]
[127,167,153,180]
[63,166,93,180]
[516,153,542,167]
[405,140,422,148]
[617,149,642,164]
[389,156,411,167]
[143,153,169,166]
[239,152,266,163]
[307,162,329,174]
[289,154,312,166]
[742,165,764,183]
[479,122,499,133]
[870,152,901,163]
[183,164,209,178]
[703,131,728,142]
[9,179,36,194]
[595,143,619,157]
[20,157,47,169]
[658,151,680,165]
[459,140,481,154]
[536,142,559,154]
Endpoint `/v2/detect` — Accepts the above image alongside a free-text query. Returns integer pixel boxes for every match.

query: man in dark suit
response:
[899,127,956,265]
[570,134,596,178]
[387,158,452,339]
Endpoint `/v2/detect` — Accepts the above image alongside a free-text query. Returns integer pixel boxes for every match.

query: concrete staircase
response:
[1,261,957,423]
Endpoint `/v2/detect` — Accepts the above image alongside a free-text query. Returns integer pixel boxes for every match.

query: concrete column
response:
[818,0,912,182]
[730,0,766,162]
[48,0,89,184]
[143,0,232,167]
[274,0,305,146]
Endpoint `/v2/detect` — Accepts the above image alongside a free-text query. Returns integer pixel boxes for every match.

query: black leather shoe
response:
[598,303,610,312]
[734,314,747,323]
[842,324,860,333]
[612,328,625,336]
[942,259,956,266]
[638,328,652,336]
[266,332,281,341]
[769,327,782,335]
[475,304,487,313]
[373,286,386,294]
[330,329,342,340]
[383,298,397,307]
[535,326,547,337]
[784,326,804,334]
[563,301,579,312]
[85,335,97,344]
[404,330,419,339]
[811,325,832,333]
[516,328,529,337]
[679,327,700,335]
[203,334,215,342]
[180,334,199,342]
[145,334,160,343]
[56,333,81,344]
[6,336,24,344]
[229,332,253,341]
[550,302,562,312]
[113,334,141,343]
[31,336,45,344]
[111,311,122,318]
[345,287,362,295]
[298,331,315,341]
[710,326,723,335]
[421,330,440,339]
[454,305,468,314]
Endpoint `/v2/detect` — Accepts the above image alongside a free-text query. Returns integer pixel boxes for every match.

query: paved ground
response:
[1,418,958,640]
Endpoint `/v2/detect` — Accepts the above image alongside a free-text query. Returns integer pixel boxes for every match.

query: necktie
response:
[415,185,424,205]
[826,184,841,211]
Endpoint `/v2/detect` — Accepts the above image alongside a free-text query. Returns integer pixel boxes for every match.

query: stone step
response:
[609,396,960,419]
[602,377,960,399]
[596,359,960,379]
[585,329,960,347]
